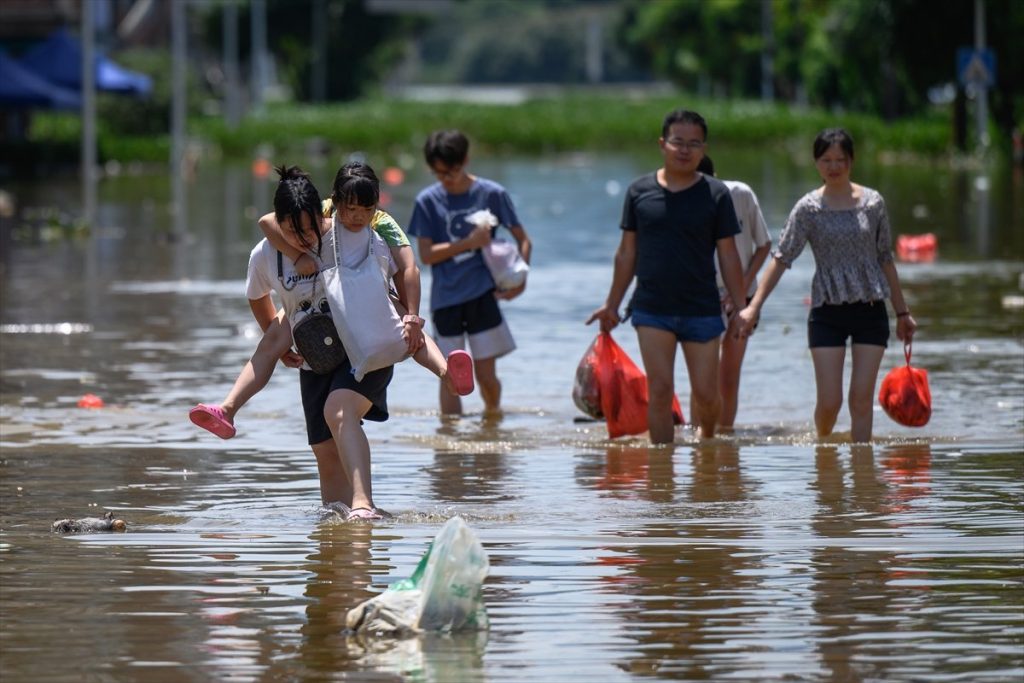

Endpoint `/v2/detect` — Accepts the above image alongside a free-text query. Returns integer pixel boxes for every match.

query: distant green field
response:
[26,91,955,165]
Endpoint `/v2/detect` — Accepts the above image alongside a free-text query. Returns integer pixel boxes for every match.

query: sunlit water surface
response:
[1,152,1022,682]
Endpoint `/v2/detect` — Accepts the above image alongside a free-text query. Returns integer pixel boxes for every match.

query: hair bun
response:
[275,164,310,182]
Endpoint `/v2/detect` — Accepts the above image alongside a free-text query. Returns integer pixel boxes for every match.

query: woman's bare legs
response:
[848,344,886,442]
[310,438,353,506]
[323,388,375,511]
[810,347,846,437]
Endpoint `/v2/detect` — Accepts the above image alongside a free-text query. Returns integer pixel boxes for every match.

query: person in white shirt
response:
[692,155,772,431]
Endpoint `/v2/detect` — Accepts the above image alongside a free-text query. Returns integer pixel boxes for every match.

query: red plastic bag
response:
[878,341,932,427]
[572,332,684,439]
[572,336,604,419]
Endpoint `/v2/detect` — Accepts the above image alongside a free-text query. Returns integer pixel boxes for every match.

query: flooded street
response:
[1,151,1022,681]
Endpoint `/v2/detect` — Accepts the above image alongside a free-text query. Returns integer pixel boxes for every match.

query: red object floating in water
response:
[251,158,271,179]
[77,393,104,409]
[382,166,404,186]
[896,233,937,263]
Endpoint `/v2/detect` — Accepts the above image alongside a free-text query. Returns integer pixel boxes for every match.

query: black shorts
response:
[807,301,890,348]
[433,290,502,337]
[299,359,393,445]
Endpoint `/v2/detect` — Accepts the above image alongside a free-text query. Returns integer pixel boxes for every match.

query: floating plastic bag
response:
[466,209,529,291]
[896,233,938,263]
[346,517,489,636]
[878,341,932,427]
[572,332,684,439]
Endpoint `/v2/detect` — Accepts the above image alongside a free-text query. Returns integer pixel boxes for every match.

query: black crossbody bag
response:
[278,251,346,374]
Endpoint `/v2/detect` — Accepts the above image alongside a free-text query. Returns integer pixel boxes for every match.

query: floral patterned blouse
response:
[773,186,894,307]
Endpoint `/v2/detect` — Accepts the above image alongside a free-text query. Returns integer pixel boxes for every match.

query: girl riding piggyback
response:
[190,164,472,442]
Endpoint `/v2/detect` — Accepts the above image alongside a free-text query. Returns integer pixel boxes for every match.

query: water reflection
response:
[346,631,489,683]
[811,445,898,682]
[880,443,932,512]
[573,445,675,503]
[424,417,518,505]
[297,522,381,677]
[601,442,762,679]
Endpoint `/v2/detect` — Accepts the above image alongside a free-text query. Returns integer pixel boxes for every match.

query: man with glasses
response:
[409,129,532,418]
[587,109,747,442]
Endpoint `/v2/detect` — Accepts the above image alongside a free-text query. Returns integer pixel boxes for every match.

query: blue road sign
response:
[957,47,996,87]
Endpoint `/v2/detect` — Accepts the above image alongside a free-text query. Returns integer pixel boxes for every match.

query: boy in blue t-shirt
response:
[408,130,532,416]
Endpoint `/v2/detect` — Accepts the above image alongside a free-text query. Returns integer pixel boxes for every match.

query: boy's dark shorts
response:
[300,359,393,445]
[808,301,890,348]
[433,290,503,337]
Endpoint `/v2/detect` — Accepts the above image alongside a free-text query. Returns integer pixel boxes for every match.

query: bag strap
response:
[332,215,341,267]
[277,250,320,297]
[903,340,912,366]
[331,215,376,267]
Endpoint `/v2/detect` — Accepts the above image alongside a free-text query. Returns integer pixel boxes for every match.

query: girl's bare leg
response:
[392,299,461,394]
[219,313,292,422]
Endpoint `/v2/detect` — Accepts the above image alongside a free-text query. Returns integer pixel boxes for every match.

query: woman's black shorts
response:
[807,301,890,348]
[299,359,393,445]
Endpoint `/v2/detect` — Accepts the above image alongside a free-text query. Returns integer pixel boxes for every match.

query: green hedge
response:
[22,92,956,166]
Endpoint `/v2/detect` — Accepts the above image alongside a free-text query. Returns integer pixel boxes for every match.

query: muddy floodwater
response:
[1,151,1022,682]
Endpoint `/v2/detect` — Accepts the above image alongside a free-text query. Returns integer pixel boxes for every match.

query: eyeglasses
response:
[665,138,706,151]
[431,164,463,180]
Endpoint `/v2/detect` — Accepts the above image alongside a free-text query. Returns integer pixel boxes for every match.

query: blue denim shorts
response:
[630,309,725,343]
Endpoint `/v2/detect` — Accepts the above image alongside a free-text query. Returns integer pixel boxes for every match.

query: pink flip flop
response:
[189,403,236,439]
[446,350,474,396]
[346,507,384,522]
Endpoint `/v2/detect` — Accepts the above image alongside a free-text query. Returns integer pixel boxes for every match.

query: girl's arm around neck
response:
[258,213,303,264]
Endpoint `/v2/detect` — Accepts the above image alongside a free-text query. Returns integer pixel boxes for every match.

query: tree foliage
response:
[618,0,1023,134]
[201,0,424,102]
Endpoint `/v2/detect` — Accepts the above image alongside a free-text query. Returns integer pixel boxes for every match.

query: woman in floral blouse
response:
[737,128,918,442]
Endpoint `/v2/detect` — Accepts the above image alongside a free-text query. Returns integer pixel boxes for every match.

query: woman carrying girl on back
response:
[190,165,471,520]
[190,162,473,442]
[737,128,918,442]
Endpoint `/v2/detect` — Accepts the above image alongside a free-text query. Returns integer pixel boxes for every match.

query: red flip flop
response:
[446,350,475,396]
[189,403,236,439]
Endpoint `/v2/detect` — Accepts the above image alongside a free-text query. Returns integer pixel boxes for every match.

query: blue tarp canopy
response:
[19,28,152,96]
[0,49,81,109]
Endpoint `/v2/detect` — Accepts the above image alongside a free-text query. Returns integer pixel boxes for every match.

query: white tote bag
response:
[322,226,408,381]
[466,209,529,291]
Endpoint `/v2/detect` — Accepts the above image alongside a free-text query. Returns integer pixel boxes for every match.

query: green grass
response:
[25,91,956,165]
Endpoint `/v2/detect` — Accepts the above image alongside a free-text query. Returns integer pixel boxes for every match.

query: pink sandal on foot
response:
[346,507,384,522]
[189,403,236,439]
[446,349,474,396]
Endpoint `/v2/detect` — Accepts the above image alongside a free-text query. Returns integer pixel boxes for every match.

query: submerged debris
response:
[52,511,127,534]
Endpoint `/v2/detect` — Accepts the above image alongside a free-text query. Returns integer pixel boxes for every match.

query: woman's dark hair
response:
[697,155,715,176]
[273,164,323,255]
[661,109,708,140]
[423,129,469,168]
[813,128,855,160]
[331,161,380,209]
